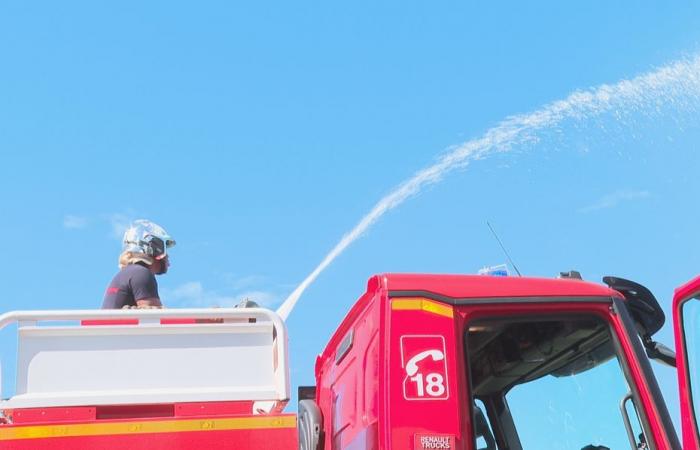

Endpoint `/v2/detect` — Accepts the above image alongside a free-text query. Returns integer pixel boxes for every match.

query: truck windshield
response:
[681,296,700,436]
[466,314,648,450]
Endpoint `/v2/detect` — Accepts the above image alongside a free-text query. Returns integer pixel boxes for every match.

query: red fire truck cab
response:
[301,273,687,450]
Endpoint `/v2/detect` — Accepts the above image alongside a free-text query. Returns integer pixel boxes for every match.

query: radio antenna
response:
[487,221,522,277]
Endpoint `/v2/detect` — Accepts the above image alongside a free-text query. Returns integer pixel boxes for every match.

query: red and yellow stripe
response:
[391,297,454,318]
[0,414,296,441]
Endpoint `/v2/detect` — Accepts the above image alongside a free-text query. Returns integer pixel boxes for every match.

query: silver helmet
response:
[122,219,176,259]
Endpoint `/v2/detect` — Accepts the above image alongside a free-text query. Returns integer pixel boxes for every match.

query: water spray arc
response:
[276,55,700,321]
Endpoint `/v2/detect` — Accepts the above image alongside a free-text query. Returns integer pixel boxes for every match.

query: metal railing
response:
[0,307,290,408]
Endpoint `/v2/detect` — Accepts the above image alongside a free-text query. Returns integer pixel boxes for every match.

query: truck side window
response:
[466,315,649,450]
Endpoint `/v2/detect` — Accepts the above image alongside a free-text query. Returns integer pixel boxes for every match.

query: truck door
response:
[464,306,664,450]
[672,275,700,449]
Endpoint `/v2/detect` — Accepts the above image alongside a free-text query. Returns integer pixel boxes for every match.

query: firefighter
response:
[102,219,176,309]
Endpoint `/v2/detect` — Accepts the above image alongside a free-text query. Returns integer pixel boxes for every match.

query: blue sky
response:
[1,0,700,442]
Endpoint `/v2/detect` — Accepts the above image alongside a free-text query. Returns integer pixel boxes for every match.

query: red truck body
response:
[313,274,680,450]
[673,274,700,449]
[2,272,699,449]
[1,404,296,450]
[0,307,298,450]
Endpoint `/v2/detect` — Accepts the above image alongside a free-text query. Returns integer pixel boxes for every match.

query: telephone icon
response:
[405,349,445,376]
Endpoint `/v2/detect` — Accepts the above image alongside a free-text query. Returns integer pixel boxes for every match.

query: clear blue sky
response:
[1,0,699,443]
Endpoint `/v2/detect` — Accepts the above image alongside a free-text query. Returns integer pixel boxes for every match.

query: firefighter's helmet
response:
[122,219,176,260]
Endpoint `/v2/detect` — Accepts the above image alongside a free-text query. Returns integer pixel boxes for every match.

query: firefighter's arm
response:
[136,298,163,308]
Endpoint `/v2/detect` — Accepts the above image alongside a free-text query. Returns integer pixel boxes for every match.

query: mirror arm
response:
[642,337,677,368]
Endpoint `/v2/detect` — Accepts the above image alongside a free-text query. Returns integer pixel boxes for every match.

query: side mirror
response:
[603,276,676,367]
[603,276,664,338]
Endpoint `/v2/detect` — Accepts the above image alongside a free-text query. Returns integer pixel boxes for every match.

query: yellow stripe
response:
[0,415,296,441]
[391,297,454,318]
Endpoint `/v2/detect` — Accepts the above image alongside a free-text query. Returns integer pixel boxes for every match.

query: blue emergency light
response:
[478,264,510,277]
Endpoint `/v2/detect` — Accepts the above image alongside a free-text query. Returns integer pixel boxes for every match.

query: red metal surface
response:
[1,414,297,450]
[380,273,621,299]
[387,299,463,450]
[9,402,258,424]
[81,319,139,325]
[175,401,254,417]
[2,426,297,450]
[96,404,175,420]
[673,274,700,450]
[7,273,675,450]
[315,290,382,450]
[317,274,622,391]
[10,407,96,424]
[81,319,196,326]
[315,274,673,450]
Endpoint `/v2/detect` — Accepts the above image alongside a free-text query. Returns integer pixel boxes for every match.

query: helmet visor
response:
[147,236,175,259]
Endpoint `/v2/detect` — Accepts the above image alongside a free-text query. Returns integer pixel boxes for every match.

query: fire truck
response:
[1,272,699,449]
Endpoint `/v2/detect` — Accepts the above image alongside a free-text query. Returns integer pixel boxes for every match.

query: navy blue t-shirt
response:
[102,263,159,309]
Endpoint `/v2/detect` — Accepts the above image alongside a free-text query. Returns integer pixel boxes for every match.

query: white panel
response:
[0,308,290,410]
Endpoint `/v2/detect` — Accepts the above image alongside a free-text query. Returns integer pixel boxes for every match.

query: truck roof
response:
[379,273,623,300]
[317,273,623,372]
